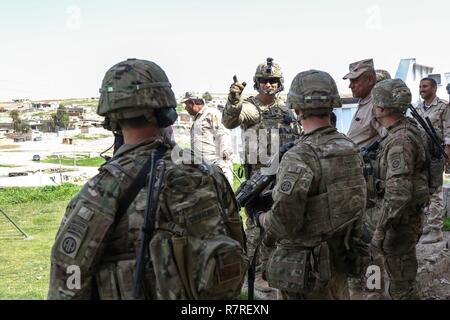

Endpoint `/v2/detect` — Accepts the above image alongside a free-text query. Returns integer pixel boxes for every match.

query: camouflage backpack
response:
[104,147,248,300]
[148,157,249,299]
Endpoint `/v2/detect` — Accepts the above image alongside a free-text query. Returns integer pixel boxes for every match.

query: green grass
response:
[0,184,82,299]
[31,112,46,117]
[444,217,450,231]
[0,164,21,168]
[62,99,98,106]
[73,133,111,140]
[42,156,106,167]
[0,184,81,206]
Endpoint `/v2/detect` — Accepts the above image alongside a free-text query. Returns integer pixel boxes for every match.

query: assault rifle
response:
[234,141,294,300]
[408,104,448,161]
[235,141,295,214]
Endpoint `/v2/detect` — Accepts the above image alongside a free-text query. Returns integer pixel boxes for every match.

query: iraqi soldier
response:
[371,79,430,299]
[344,59,387,148]
[222,57,300,293]
[47,59,246,299]
[416,77,450,244]
[259,70,367,299]
[183,91,234,186]
[344,59,388,299]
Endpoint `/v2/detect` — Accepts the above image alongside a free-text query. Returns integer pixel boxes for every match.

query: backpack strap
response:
[114,144,167,226]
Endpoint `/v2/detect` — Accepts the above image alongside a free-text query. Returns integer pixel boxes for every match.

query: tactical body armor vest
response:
[243,96,299,176]
[298,129,366,240]
[373,118,431,207]
[266,127,366,293]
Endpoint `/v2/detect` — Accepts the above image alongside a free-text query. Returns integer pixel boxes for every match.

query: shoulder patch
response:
[388,151,406,173]
[278,173,300,195]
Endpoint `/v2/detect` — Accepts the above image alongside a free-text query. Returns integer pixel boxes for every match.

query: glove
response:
[228,75,246,105]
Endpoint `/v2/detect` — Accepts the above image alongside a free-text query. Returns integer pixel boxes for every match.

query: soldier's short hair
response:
[118,116,153,129]
[421,77,437,88]
[363,69,377,83]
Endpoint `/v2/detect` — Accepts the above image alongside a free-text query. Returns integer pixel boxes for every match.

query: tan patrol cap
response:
[181,91,203,103]
[343,58,374,80]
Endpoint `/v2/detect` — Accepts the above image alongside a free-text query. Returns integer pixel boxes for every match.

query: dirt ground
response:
[0,134,113,187]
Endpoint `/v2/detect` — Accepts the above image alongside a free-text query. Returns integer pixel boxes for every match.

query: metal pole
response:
[0,208,31,239]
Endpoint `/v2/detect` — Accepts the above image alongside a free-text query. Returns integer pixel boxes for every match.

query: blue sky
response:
[0,0,448,100]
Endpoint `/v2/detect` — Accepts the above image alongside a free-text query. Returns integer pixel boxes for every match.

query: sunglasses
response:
[259,78,279,85]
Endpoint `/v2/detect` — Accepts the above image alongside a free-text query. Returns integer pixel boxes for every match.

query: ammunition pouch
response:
[170,233,248,300]
[266,241,335,294]
[266,246,314,293]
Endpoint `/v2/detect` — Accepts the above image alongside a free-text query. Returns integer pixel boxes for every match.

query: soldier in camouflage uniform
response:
[259,70,367,300]
[416,77,450,244]
[371,79,431,299]
[182,91,234,186]
[222,58,300,292]
[344,59,388,299]
[47,59,246,299]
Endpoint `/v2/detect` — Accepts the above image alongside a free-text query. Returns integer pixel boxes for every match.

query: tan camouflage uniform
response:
[222,62,300,290]
[415,97,450,233]
[348,94,387,150]
[344,59,388,299]
[191,104,234,186]
[223,95,300,174]
[223,95,300,274]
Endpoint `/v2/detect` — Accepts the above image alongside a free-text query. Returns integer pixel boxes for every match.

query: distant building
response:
[68,107,86,117]
[0,122,14,133]
[395,58,450,103]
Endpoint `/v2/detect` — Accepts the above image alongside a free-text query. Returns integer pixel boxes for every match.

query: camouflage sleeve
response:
[47,172,120,299]
[443,102,450,145]
[377,140,415,232]
[263,149,314,243]
[211,112,233,160]
[222,99,261,129]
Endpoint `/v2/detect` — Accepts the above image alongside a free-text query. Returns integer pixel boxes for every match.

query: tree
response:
[10,110,22,132]
[9,109,31,133]
[55,105,69,129]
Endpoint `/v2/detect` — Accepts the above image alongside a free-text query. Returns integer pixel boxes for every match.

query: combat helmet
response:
[253,57,284,95]
[375,69,392,83]
[372,79,411,114]
[98,58,177,130]
[287,70,341,118]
